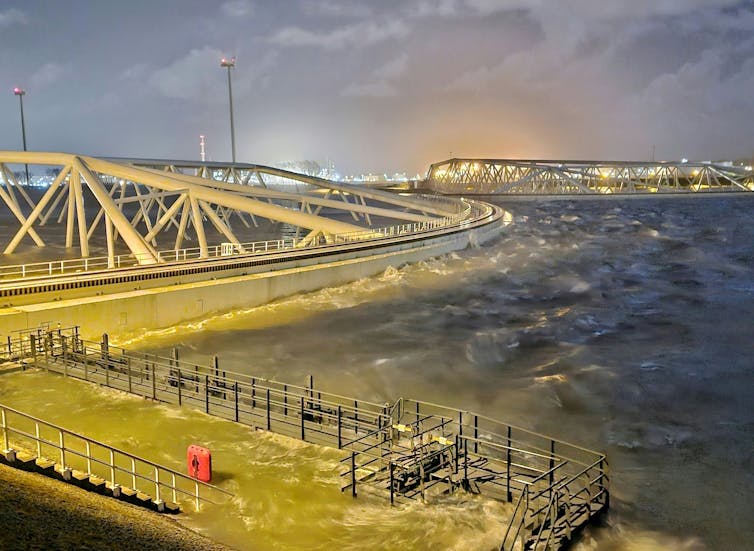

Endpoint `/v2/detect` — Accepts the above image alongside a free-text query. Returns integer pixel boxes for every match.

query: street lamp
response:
[13,87,30,185]
[220,57,236,163]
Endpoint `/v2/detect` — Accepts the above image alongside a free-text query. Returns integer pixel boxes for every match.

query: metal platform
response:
[2,326,609,550]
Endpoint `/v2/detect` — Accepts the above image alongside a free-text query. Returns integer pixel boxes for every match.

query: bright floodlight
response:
[220,57,235,68]
[13,87,25,96]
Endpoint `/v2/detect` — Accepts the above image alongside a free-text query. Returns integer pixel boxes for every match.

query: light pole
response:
[13,87,30,185]
[220,57,236,163]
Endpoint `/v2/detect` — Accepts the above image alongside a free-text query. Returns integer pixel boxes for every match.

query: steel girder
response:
[425,158,754,195]
[0,152,455,266]
[109,157,456,219]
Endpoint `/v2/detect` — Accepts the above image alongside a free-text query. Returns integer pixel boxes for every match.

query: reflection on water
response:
[2,196,753,549]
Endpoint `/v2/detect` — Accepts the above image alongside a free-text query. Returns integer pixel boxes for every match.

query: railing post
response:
[351,452,357,498]
[109,449,115,486]
[85,441,92,474]
[234,382,239,422]
[300,396,305,441]
[127,357,132,393]
[507,426,512,502]
[283,384,288,416]
[464,438,468,482]
[354,400,359,434]
[251,377,256,409]
[549,440,555,489]
[337,406,342,449]
[30,334,37,369]
[1,408,7,452]
[61,336,68,377]
[266,388,271,430]
[152,363,156,400]
[205,375,210,413]
[474,414,478,454]
[389,461,395,505]
[35,421,41,458]
[59,431,65,468]
[155,466,161,499]
[131,458,136,489]
[177,369,182,405]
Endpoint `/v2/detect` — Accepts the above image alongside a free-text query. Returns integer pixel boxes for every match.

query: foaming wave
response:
[113,253,483,348]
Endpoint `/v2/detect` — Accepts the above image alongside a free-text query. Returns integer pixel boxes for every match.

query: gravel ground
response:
[0,463,235,550]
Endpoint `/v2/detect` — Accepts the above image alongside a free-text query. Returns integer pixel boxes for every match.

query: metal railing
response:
[2,327,390,453]
[0,198,478,282]
[2,326,607,550]
[0,402,231,511]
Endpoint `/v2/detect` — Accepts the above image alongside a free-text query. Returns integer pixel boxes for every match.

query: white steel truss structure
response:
[425,158,754,195]
[0,152,459,265]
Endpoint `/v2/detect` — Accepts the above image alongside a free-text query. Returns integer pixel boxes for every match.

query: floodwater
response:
[1,196,753,550]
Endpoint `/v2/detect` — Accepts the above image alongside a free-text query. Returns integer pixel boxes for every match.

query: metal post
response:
[389,461,395,505]
[549,440,555,488]
[30,334,37,369]
[154,466,161,503]
[283,384,287,416]
[507,426,512,502]
[351,452,357,497]
[251,377,256,409]
[86,441,92,474]
[62,336,68,377]
[266,389,271,430]
[59,431,65,468]
[300,396,305,441]
[354,400,359,434]
[151,363,156,400]
[177,369,182,405]
[454,435,459,474]
[205,375,210,413]
[127,357,132,393]
[16,89,29,185]
[474,415,478,454]
[234,382,239,422]
[109,449,115,486]
[1,409,7,452]
[337,405,342,449]
[464,438,468,482]
[101,333,109,366]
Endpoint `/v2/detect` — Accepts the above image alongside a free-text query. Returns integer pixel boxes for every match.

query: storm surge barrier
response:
[2,326,609,551]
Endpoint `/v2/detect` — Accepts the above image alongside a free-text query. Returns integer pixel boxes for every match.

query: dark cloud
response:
[0,8,26,27]
[0,0,752,174]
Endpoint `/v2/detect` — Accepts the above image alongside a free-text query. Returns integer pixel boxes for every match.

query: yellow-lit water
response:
[2,197,754,550]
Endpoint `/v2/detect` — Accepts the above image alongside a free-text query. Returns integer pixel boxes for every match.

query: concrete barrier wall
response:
[0,214,505,340]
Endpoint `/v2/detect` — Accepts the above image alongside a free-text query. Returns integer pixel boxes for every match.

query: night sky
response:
[1,0,753,174]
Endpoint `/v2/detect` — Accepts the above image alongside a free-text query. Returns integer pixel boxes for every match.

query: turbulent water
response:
[2,196,753,550]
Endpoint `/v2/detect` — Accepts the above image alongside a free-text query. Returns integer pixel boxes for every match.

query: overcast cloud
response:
[0,0,752,174]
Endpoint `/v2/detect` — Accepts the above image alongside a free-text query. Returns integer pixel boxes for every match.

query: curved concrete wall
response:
[0,206,506,340]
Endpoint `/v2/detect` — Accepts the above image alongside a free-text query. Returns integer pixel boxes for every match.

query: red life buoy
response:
[187,444,212,482]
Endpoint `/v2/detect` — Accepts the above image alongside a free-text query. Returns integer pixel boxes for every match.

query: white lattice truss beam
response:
[0,152,455,265]
[426,159,754,194]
